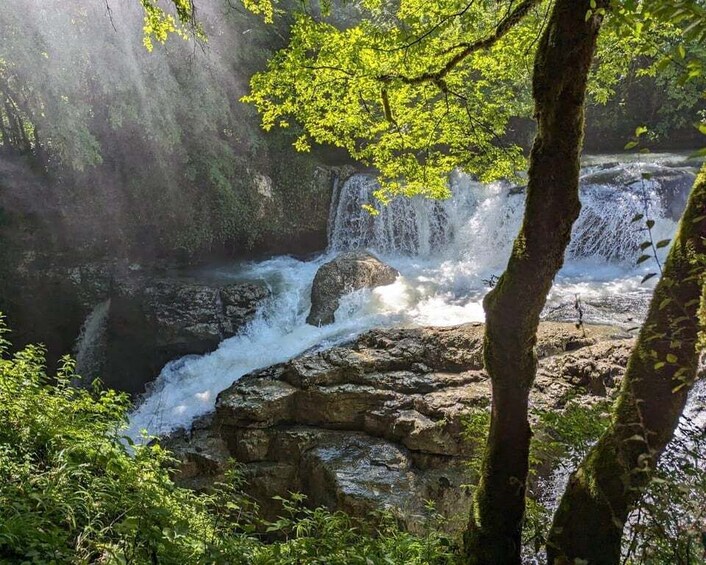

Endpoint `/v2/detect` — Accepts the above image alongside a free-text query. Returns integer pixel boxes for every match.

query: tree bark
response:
[547,165,706,564]
[463,1,607,563]
[0,107,8,147]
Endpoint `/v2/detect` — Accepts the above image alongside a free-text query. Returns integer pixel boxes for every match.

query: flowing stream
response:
[128,154,700,437]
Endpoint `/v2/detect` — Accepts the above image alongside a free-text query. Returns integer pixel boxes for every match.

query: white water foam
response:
[127,257,413,436]
[128,156,695,438]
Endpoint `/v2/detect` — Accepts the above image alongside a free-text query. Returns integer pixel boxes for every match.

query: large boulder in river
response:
[165,322,634,533]
[306,251,399,326]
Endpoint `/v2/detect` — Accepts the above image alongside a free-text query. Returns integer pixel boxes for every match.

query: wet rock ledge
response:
[166,322,634,533]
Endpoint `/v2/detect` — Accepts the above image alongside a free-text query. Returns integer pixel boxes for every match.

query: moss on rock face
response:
[242,142,338,256]
[238,130,357,258]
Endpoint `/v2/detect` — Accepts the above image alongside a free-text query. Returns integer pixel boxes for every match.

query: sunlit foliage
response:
[236,0,706,199]
[140,0,201,51]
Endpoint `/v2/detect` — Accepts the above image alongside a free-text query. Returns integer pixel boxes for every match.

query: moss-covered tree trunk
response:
[463,1,607,563]
[546,165,706,564]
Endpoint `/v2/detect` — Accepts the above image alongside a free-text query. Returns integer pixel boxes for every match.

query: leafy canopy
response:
[244,0,541,200]
[147,0,706,199]
[238,0,706,199]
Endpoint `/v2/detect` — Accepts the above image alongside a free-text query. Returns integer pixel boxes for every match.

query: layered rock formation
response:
[166,322,634,532]
[99,276,270,393]
[7,260,270,393]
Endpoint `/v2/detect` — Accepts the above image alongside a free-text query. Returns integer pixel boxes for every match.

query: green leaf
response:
[646,219,655,229]
[654,361,666,370]
[636,254,651,264]
[635,126,648,137]
[655,239,671,249]
[640,241,652,251]
[672,382,689,393]
[631,213,644,223]
[698,123,706,135]
[641,273,657,283]
[666,353,678,363]
[624,140,639,150]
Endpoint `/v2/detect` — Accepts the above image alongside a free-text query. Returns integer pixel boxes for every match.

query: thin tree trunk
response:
[547,165,706,564]
[463,1,607,562]
[0,107,8,147]
[3,101,19,148]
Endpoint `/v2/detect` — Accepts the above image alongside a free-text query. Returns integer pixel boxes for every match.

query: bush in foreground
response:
[0,316,456,564]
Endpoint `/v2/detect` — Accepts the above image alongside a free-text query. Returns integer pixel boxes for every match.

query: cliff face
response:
[0,0,359,367]
[0,155,349,373]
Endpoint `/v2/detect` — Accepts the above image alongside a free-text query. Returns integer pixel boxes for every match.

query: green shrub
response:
[0,315,458,564]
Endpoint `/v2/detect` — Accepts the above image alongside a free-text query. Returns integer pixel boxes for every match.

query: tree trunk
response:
[0,107,8,147]
[547,165,706,564]
[463,1,607,563]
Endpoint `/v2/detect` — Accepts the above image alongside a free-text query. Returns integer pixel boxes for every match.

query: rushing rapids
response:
[128,154,699,437]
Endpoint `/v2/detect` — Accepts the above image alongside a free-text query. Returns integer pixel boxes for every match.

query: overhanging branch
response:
[379,0,543,85]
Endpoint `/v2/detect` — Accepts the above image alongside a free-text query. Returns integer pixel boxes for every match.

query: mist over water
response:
[0,0,272,254]
[127,155,698,437]
[1,0,234,160]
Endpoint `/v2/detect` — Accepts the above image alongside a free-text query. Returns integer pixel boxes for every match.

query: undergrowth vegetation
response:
[624,413,706,564]
[1,310,703,564]
[0,316,456,564]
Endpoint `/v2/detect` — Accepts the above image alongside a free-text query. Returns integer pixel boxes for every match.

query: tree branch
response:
[379,0,542,85]
[374,0,478,54]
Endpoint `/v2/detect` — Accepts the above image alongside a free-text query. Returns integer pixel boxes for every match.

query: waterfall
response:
[329,162,687,267]
[74,299,111,385]
[128,154,696,437]
[328,173,464,256]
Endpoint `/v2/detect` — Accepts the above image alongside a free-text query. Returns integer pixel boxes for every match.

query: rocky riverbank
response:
[3,258,271,394]
[165,321,634,533]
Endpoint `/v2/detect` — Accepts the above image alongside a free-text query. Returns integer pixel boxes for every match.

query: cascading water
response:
[74,299,111,385]
[128,154,697,438]
[330,161,682,265]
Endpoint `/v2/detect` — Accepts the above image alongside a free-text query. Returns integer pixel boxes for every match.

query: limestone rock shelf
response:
[166,322,633,533]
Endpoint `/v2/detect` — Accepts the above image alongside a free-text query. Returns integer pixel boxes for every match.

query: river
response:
[128,153,701,437]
